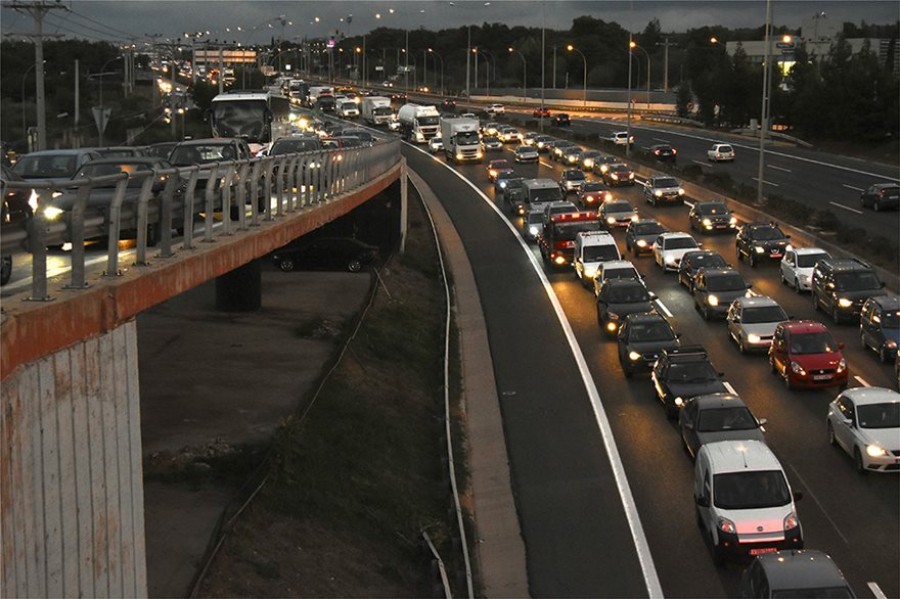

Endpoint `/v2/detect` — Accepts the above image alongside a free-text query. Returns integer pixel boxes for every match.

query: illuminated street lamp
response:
[428,48,444,96]
[508,47,526,102]
[566,44,587,108]
[629,40,651,108]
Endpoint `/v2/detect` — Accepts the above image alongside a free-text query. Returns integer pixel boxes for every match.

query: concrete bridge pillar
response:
[1,321,147,598]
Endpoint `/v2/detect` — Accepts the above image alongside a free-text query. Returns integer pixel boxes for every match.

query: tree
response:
[675,82,693,117]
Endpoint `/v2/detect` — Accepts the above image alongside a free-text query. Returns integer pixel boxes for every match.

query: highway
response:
[403,136,898,598]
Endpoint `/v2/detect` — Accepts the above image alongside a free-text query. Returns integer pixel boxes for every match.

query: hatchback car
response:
[427,136,444,154]
[689,201,737,233]
[610,131,634,146]
[591,154,620,176]
[707,143,735,162]
[652,346,728,418]
[693,267,753,320]
[726,296,789,354]
[603,163,635,187]
[533,106,551,118]
[487,103,505,115]
[859,183,899,211]
[827,386,900,473]
[494,170,521,195]
[625,220,667,256]
[740,550,855,598]
[679,393,767,459]
[487,159,512,182]
[769,320,848,390]
[779,247,830,293]
[592,260,643,297]
[596,277,656,337]
[499,127,523,144]
[552,113,571,127]
[579,150,604,172]
[643,176,685,205]
[551,141,578,162]
[559,169,587,194]
[12,148,102,183]
[599,200,638,229]
[678,250,728,291]
[523,210,545,242]
[482,135,503,152]
[533,135,555,152]
[649,143,677,163]
[653,232,701,272]
[577,181,612,210]
[859,295,900,363]
[271,236,379,273]
[561,146,583,166]
[735,223,791,267]
[617,313,681,378]
[514,145,539,163]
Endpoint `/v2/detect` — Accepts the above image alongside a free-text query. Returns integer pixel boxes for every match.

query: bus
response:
[209,90,292,154]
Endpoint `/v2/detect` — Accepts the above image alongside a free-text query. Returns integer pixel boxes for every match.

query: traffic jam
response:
[401,102,899,597]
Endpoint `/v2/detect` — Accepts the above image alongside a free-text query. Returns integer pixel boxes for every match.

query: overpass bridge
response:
[0,138,404,597]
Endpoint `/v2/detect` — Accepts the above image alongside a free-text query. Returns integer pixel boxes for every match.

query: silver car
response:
[726,296,789,353]
[679,393,767,459]
[827,386,900,473]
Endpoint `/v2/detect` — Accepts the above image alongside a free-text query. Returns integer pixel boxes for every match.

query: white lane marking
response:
[723,382,737,395]
[843,184,864,192]
[683,200,695,208]
[787,465,850,545]
[540,160,554,168]
[655,299,673,318]
[652,137,671,143]
[769,165,792,173]
[854,376,871,387]
[405,141,664,598]
[692,160,708,167]
[868,582,888,599]
[829,201,863,215]
[751,177,780,187]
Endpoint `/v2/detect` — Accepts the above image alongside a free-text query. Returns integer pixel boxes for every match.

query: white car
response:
[611,131,634,146]
[487,103,505,115]
[827,387,900,473]
[428,136,444,154]
[726,296,789,353]
[599,200,639,228]
[780,247,831,292]
[707,143,736,162]
[592,260,642,296]
[653,232,701,272]
[499,127,522,144]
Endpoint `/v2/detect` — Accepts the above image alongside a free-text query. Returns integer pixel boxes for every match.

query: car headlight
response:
[637,240,647,248]
[717,517,736,535]
[607,216,616,224]
[729,217,737,225]
[783,512,799,531]
[476,151,483,158]
[837,298,854,308]
[886,340,898,349]
[43,205,64,220]
[628,173,635,179]
[836,358,847,373]
[866,444,889,458]
[665,254,676,264]
[611,174,619,180]
[631,214,639,223]
[677,188,685,195]
[747,334,761,344]
[500,181,508,188]
[628,351,642,361]
[674,396,685,407]
[707,295,719,306]
[606,321,618,332]
[489,169,497,177]
[584,159,594,168]
[654,190,663,197]
[790,361,806,375]
[528,226,539,236]
[608,312,619,321]
[603,192,613,202]
[28,189,40,212]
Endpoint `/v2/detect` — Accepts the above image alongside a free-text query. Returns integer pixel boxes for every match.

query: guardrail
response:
[1,138,401,301]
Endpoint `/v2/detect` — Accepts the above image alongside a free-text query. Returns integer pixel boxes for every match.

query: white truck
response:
[396,103,440,143]
[440,117,483,164]
[362,96,394,126]
[308,86,334,108]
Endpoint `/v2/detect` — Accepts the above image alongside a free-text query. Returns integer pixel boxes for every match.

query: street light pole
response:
[428,48,444,96]
[757,0,774,204]
[21,62,38,142]
[508,48,526,103]
[566,44,587,108]
[626,33,633,158]
[630,41,651,109]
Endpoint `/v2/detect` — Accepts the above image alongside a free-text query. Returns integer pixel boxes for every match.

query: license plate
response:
[749,547,778,556]
[770,252,783,258]
[813,374,833,381]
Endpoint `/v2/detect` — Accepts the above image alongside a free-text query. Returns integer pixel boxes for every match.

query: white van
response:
[573,231,621,286]
[694,440,803,565]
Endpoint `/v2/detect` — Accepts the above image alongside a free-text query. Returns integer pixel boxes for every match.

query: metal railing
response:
[1,138,401,301]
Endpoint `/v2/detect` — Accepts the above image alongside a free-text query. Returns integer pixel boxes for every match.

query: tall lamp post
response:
[629,41,651,109]
[428,48,444,96]
[566,44,587,108]
[97,55,123,147]
[626,34,633,158]
[21,62,39,141]
[757,0,775,204]
[508,47,526,103]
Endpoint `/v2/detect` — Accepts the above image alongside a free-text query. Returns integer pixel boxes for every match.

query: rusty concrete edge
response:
[0,162,403,382]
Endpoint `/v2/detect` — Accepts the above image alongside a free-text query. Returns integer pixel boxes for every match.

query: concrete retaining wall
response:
[1,320,147,598]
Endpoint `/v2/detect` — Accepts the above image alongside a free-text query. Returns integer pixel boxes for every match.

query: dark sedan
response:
[652,346,728,419]
[625,219,667,256]
[649,143,677,163]
[678,393,766,459]
[689,201,737,234]
[596,278,657,338]
[692,267,753,320]
[271,237,379,273]
[617,313,681,377]
[860,183,899,211]
[678,250,728,291]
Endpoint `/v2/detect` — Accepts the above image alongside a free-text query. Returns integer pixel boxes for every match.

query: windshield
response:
[373,106,392,116]
[531,187,564,202]
[606,283,650,303]
[169,144,236,166]
[565,171,585,180]
[706,274,747,292]
[605,267,638,280]
[418,115,440,126]
[584,245,620,262]
[75,163,154,188]
[655,177,679,188]
[484,136,501,143]
[583,183,604,192]
[668,362,718,383]
[698,203,728,215]
[211,99,269,142]
[714,470,790,510]
[611,164,631,173]
[635,222,665,235]
[689,254,727,270]
[526,212,544,225]
[13,154,78,179]
[833,272,882,291]
[797,252,828,268]
[456,131,480,144]
[271,139,320,155]
[697,407,758,432]
[753,226,786,240]
[789,332,840,355]
[606,202,633,214]
[553,221,601,240]
[857,402,900,429]
[666,238,699,250]
[340,102,357,110]
[629,321,675,342]
[742,306,788,324]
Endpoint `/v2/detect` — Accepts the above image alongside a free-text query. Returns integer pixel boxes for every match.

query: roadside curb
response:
[407,168,531,598]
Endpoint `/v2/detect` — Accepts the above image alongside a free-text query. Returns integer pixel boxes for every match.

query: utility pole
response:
[657,37,674,92]
[7,0,67,150]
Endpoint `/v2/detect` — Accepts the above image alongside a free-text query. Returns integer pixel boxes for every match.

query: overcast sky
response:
[2,1,897,44]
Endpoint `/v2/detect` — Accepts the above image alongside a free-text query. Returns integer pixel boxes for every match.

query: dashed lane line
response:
[751,177,780,187]
[828,201,863,215]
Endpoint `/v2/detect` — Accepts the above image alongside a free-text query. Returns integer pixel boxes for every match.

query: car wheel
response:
[783,369,794,390]
[879,346,890,363]
[874,200,881,212]
[812,291,821,311]
[827,422,837,446]
[702,303,711,321]
[749,252,757,267]
[278,258,296,272]
[711,533,726,567]
[738,337,747,354]
[0,256,11,286]
[347,259,363,273]
[854,447,866,473]
[794,277,801,292]
[665,402,678,420]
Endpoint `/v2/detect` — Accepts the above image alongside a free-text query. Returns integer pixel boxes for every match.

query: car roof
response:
[602,260,637,270]
[781,320,829,334]
[864,295,900,310]
[837,386,900,407]
[755,550,850,591]
[700,439,780,474]
[624,312,668,324]
[175,138,241,147]
[697,267,741,278]
[731,295,781,309]
[792,247,829,255]
[661,232,694,239]
[20,148,95,157]
[662,345,710,362]
[79,157,164,166]
[688,393,747,409]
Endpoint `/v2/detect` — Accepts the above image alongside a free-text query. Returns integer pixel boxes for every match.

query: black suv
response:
[552,113,571,127]
[596,278,657,338]
[689,201,737,234]
[617,313,681,377]
[651,346,728,419]
[735,222,791,267]
[692,267,752,320]
[812,258,887,324]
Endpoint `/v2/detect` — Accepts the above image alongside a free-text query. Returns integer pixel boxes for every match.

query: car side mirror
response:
[757,417,768,427]
[696,495,710,508]
[697,242,703,247]
[785,234,791,239]
[793,490,803,502]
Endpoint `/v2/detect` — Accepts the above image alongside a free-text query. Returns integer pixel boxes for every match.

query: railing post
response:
[203,164,220,244]
[220,163,237,236]
[158,170,179,259]
[27,214,51,301]
[234,162,249,231]
[285,156,297,212]
[103,175,130,276]
[182,168,200,250]
[248,160,262,227]
[65,182,94,289]
[262,157,275,221]
[134,173,156,266]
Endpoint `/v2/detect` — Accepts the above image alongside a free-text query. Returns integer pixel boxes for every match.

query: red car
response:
[769,321,848,390]
[533,106,551,118]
